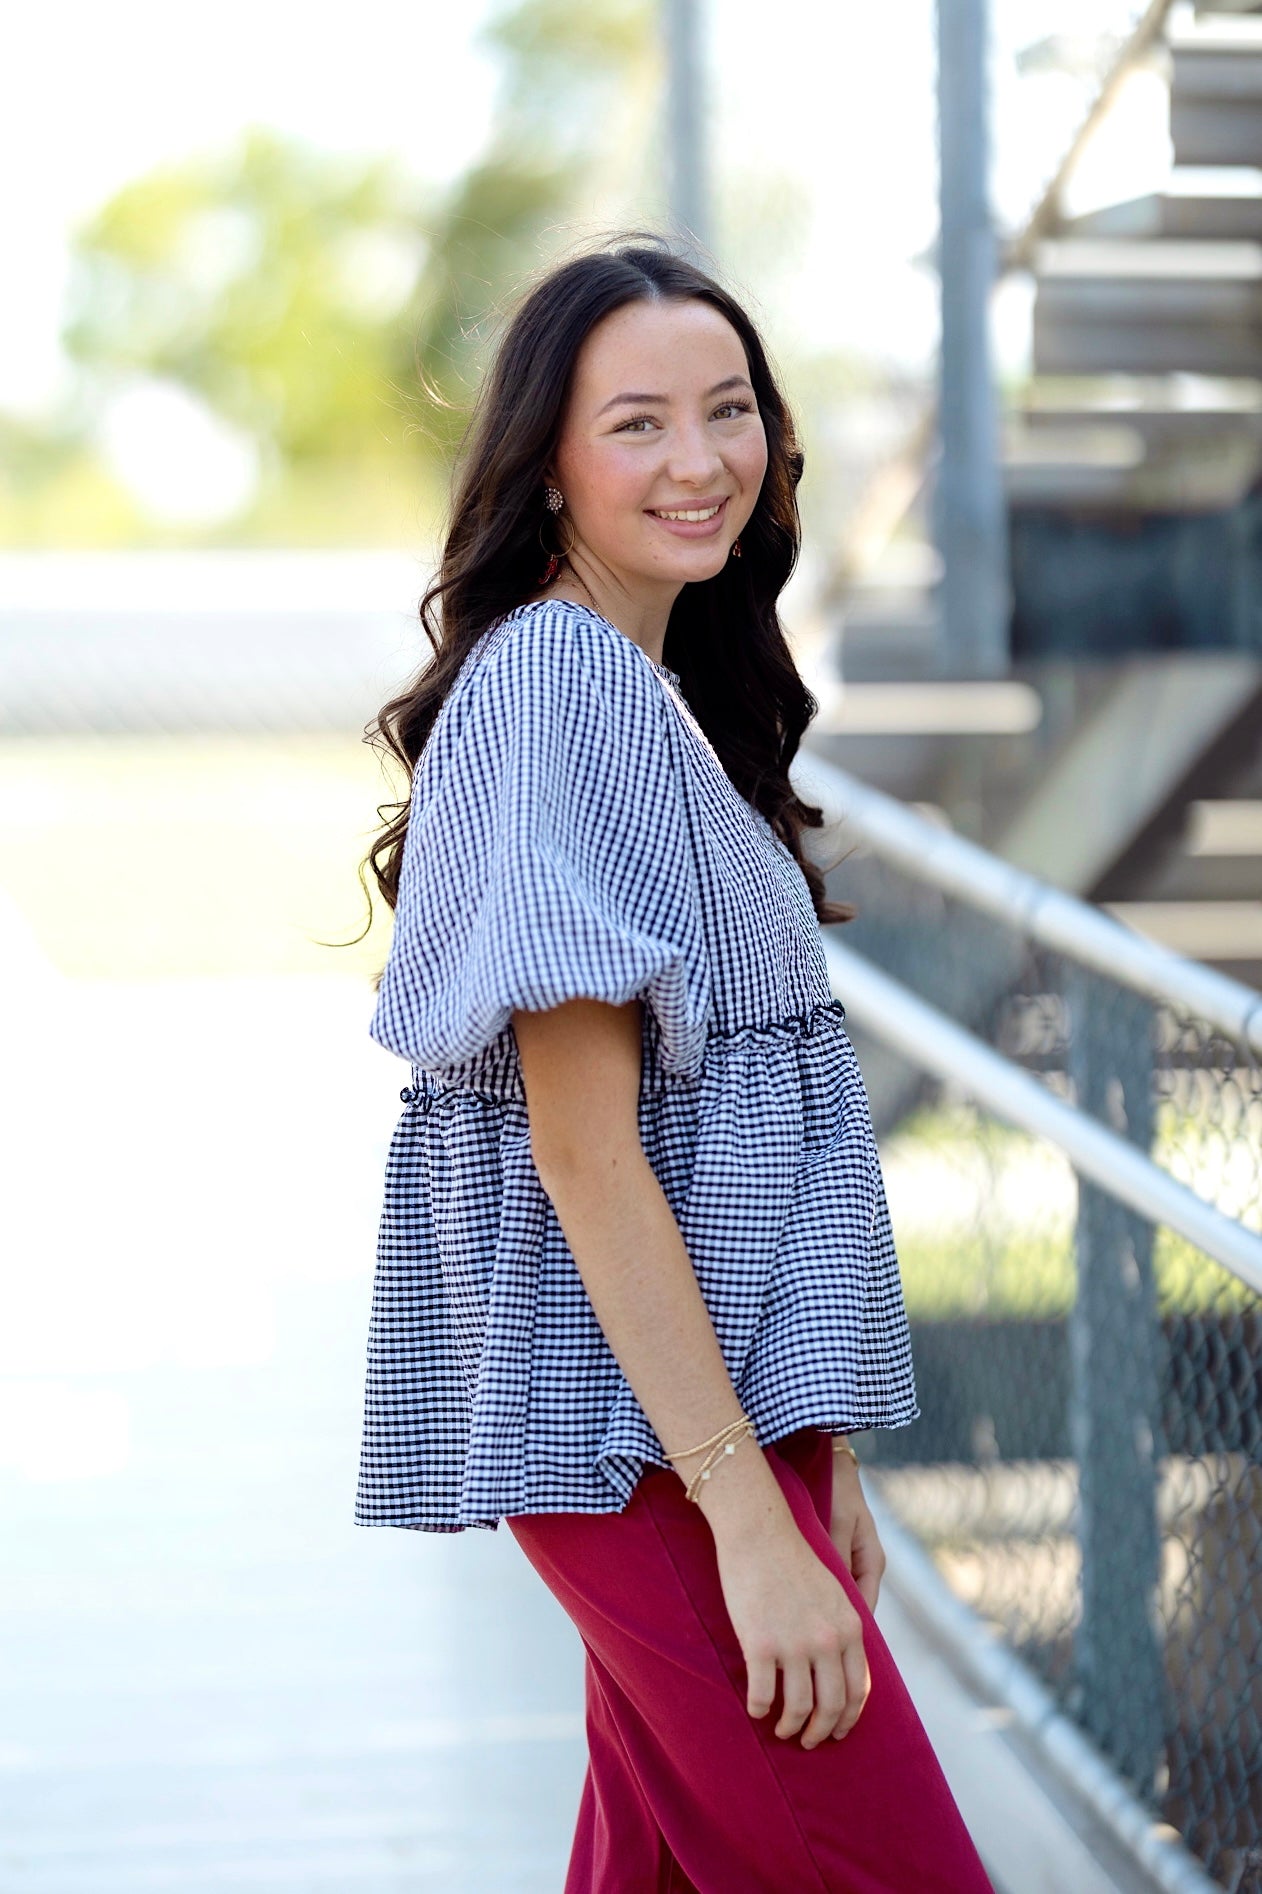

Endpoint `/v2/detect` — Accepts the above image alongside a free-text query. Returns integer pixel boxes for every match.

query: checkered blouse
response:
[356,598,918,1533]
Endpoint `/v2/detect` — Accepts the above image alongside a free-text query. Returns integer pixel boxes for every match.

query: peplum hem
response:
[355,994,919,1535]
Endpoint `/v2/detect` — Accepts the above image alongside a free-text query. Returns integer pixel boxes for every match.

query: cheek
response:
[736,429,770,492]
[562,447,654,522]
[560,454,659,545]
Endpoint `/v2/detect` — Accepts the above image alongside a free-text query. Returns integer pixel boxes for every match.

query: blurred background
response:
[2,1,1261,1889]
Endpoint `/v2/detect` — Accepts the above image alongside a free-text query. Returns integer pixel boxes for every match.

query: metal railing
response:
[793,752,1262,1894]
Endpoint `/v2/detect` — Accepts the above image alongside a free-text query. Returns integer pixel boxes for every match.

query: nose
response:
[665,417,725,486]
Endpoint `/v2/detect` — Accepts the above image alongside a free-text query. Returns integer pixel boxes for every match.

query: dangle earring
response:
[538,487,573,586]
[730,536,742,559]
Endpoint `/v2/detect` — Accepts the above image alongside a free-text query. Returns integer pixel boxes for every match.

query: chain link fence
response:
[834,841,1262,1892]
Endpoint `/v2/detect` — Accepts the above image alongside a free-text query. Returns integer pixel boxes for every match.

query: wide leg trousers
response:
[507,1427,995,1894]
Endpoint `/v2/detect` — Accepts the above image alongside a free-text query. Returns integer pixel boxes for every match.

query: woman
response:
[356,236,993,1893]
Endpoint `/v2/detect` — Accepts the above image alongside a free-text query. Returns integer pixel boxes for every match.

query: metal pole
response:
[934,0,1010,677]
[1066,969,1167,1797]
[663,0,711,255]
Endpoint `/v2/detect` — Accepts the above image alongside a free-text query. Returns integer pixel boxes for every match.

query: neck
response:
[547,554,681,668]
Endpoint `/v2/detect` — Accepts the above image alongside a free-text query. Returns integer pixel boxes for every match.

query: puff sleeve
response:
[370,606,712,1083]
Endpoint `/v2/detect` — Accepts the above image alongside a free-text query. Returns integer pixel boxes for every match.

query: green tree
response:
[42,0,658,541]
[6,0,868,548]
[62,129,428,467]
[408,0,659,449]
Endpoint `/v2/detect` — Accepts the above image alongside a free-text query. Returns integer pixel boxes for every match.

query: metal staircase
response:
[1017,5,1262,508]
[819,3,1262,992]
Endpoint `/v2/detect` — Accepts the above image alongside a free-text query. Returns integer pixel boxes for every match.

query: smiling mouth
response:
[648,500,726,523]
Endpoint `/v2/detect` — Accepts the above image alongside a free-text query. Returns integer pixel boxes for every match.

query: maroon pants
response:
[507,1428,995,1894]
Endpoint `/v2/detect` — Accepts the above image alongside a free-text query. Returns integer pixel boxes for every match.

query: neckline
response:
[513,597,681,688]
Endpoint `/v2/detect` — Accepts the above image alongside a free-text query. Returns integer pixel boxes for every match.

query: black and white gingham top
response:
[356,598,918,1533]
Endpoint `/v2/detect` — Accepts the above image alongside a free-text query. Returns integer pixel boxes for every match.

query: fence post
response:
[1066,966,1166,1794]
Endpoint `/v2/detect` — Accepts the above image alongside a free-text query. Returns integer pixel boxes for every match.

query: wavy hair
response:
[361,234,853,928]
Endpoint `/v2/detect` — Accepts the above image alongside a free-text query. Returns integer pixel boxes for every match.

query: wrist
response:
[693,1442,795,1546]
[666,1413,757,1504]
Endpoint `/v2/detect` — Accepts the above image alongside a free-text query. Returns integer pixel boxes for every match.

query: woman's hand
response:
[711,1510,871,1748]
[828,1445,886,1614]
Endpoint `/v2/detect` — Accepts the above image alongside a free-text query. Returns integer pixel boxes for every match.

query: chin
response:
[666,549,732,585]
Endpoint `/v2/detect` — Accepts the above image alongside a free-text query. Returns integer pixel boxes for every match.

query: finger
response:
[851,1531,882,1614]
[774,1659,814,1741]
[833,1630,872,1739]
[829,1510,856,1572]
[746,1654,777,1722]
[799,1652,847,1749]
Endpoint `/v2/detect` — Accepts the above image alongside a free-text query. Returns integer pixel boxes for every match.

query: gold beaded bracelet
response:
[684,1421,755,1503]
[832,1438,860,1468]
[664,1416,750,1465]
[665,1414,757,1505]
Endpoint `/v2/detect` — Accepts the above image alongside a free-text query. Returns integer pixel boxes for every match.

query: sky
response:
[5,1,1169,454]
[6,0,497,419]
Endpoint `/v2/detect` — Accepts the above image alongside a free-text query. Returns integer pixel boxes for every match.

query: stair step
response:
[1101,897,1262,964]
[1001,425,1147,507]
[999,416,1262,508]
[1132,799,1262,902]
[1172,97,1262,166]
[1018,390,1262,442]
[1004,396,1262,506]
[1036,238,1262,285]
[1005,421,1145,463]
[1171,20,1262,164]
[1033,324,1262,377]
[1065,184,1262,244]
[815,680,1043,736]
[835,598,938,682]
[1032,240,1262,378]
[1017,412,1262,457]
[1188,797,1262,845]
[1125,852,1262,903]
[1171,25,1262,79]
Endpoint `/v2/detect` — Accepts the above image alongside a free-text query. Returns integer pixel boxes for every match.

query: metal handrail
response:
[867,1492,1225,1894]
[794,752,1262,1059]
[823,938,1262,1296]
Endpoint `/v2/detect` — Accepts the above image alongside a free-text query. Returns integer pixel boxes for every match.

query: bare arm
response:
[512,995,871,1745]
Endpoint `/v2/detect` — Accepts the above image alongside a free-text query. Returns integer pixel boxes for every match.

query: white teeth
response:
[653,504,721,522]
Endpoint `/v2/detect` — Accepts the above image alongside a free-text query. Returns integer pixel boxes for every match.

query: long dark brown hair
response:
[362,234,854,928]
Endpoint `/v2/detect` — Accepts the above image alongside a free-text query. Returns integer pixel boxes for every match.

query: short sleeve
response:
[370,605,712,1083]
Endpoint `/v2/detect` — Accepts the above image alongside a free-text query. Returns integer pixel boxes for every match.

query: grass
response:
[893,1224,1257,1322]
[885,1105,1259,1321]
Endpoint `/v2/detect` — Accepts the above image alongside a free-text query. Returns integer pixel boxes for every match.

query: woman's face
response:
[550,296,769,599]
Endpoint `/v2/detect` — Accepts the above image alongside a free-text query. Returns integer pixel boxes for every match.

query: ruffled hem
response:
[356,1397,923,1534]
[357,992,916,1538]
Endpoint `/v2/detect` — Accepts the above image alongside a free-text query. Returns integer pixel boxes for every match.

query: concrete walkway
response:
[0,961,1151,1891]
[0,972,588,1890]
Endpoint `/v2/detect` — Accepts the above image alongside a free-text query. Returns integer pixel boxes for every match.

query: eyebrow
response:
[595,375,753,418]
